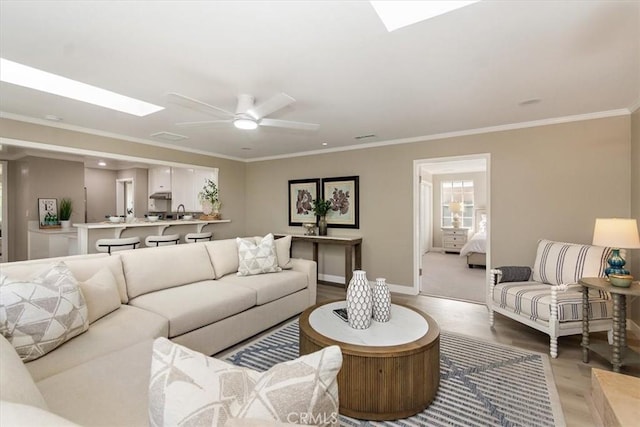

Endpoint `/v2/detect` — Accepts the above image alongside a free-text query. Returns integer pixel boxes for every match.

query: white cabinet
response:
[148,167,171,193]
[171,168,216,212]
[441,227,468,253]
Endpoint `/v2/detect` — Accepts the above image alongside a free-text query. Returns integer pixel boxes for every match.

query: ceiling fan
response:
[168,92,320,131]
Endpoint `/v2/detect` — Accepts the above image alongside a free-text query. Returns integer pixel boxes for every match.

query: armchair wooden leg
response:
[489,309,495,327]
[550,337,558,359]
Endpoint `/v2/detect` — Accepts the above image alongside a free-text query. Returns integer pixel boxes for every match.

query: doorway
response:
[116,179,134,217]
[0,161,6,262]
[413,154,490,303]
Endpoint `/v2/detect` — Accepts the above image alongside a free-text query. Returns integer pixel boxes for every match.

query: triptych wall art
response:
[288,176,359,228]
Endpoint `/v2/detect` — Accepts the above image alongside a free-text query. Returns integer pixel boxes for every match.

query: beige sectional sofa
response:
[0,236,317,426]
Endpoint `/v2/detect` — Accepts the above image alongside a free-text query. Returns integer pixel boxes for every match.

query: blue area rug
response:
[222,320,565,427]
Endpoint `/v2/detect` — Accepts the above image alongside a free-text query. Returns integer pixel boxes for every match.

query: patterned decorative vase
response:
[346,270,372,329]
[372,278,391,322]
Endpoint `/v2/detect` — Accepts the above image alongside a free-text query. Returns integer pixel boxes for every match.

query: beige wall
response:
[8,156,85,261]
[246,116,631,289]
[85,167,118,222]
[630,108,640,326]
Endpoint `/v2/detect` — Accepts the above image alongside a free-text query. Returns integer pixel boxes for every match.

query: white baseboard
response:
[318,274,418,296]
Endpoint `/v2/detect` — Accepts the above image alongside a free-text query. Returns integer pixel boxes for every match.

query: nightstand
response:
[441,227,468,253]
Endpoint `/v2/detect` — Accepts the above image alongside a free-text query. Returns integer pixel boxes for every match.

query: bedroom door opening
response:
[413,154,490,304]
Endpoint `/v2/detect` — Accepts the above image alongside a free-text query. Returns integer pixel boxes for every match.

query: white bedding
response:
[460,231,486,256]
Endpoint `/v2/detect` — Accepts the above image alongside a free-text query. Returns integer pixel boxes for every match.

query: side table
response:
[579,278,640,373]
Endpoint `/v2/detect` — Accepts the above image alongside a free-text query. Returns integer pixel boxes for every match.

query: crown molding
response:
[0,111,245,162]
[246,108,631,162]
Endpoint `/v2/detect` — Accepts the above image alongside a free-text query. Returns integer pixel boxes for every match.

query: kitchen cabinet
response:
[148,167,172,211]
[171,168,216,212]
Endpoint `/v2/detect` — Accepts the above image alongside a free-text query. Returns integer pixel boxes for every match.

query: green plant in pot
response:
[59,198,73,228]
[312,199,332,236]
[198,178,222,219]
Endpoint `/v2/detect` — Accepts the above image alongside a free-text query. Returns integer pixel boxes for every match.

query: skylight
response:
[0,58,164,117]
[370,1,480,32]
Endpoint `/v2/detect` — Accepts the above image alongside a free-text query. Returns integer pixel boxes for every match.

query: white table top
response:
[308,301,429,347]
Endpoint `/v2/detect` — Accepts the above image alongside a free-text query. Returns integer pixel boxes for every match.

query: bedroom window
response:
[441,180,473,228]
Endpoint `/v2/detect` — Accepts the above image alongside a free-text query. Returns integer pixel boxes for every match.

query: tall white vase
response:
[346,270,372,329]
[372,278,391,322]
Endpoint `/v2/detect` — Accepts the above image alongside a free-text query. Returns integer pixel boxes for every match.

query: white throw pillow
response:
[274,235,293,270]
[0,262,89,362]
[78,267,121,324]
[149,338,341,427]
[237,234,282,276]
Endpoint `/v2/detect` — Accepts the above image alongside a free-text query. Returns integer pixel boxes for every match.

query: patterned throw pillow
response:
[237,234,282,276]
[0,262,89,362]
[149,338,341,427]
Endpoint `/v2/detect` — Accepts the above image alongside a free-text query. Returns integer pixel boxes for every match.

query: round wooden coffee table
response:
[299,300,440,421]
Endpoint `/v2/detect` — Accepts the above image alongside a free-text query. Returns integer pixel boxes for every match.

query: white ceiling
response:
[1,1,638,161]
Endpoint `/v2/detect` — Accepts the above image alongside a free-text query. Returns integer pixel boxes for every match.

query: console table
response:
[579,277,640,372]
[275,234,362,286]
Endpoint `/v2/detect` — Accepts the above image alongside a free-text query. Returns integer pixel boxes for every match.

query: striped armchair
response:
[489,239,615,358]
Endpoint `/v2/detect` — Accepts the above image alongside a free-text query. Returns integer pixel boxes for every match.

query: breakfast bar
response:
[74,219,230,254]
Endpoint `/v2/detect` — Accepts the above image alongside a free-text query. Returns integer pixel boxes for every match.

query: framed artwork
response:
[38,198,59,228]
[322,176,359,229]
[288,178,320,226]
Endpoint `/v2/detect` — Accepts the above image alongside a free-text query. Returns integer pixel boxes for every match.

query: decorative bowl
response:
[147,215,159,222]
[109,216,122,223]
[609,274,633,288]
[182,215,193,221]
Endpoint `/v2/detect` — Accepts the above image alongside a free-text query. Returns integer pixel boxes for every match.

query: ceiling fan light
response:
[233,117,258,130]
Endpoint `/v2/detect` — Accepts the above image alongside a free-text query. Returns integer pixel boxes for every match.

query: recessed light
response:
[518,98,541,106]
[44,114,62,121]
[0,58,164,117]
[98,160,107,167]
[322,142,328,146]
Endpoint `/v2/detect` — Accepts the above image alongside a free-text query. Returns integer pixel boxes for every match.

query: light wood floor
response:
[317,284,640,427]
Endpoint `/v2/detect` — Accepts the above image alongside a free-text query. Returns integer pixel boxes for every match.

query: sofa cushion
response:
[129,280,256,338]
[121,244,215,299]
[149,337,341,427]
[65,254,128,304]
[205,238,241,279]
[78,267,122,324]
[0,401,79,426]
[36,339,155,427]
[237,234,282,276]
[263,235,293,270]
[26,305,168,382]
[0,334,48,410]
[532,240,612,286]
[219,270,308,305]
[493,281,612,322]
[0,262,89,362]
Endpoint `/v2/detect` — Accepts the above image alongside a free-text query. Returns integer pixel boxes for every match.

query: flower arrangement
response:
[312,199,332,217]
[198,178,222,213]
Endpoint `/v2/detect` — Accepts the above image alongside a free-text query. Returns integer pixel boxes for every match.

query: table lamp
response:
[592,218,640,276]
[449,201,463,228]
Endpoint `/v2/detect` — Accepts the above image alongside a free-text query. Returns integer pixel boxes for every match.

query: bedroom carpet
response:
[421,251,486,304]
[222,319,565,427]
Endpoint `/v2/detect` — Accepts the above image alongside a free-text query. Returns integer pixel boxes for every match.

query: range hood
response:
[149,192,172,200]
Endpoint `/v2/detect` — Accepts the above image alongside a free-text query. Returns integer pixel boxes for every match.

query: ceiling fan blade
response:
[167,92,234,118]
[259,118,320,131]
[175,119,232,128]
[247,92,295,120]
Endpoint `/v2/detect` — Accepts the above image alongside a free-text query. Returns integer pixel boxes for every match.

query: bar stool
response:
[95,237,141,254]
[145,234,180,247]
[184,232,213,243]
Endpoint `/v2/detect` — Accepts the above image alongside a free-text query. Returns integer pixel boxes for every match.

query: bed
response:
[460,209,487,268]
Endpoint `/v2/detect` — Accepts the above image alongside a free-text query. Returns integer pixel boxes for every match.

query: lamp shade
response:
[592,218,640,249]
[448,201,463,213]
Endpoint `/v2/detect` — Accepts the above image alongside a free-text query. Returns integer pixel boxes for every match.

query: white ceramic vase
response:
[346,270,372,329]
[372,277,391,322]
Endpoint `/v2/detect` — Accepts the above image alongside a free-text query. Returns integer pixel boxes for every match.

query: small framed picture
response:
[322,176,359,229]
[288,178,320,226]
[38,198,59,228]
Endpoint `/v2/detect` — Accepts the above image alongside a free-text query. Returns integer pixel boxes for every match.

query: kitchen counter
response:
[74,218,231,254]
